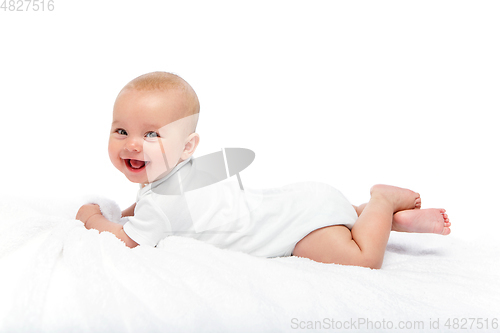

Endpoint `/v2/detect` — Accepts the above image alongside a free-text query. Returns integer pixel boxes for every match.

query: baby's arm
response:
[76,204,139,248]
[121,203,136,217]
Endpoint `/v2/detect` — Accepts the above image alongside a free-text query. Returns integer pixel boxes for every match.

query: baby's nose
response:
[124,137,142,152]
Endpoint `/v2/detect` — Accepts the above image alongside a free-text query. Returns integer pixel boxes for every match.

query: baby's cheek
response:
[108,147,120,168]
[144,141,169,180]
[108,139,119,157]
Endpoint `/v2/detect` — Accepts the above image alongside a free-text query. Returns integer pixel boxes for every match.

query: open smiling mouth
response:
[125,159,150,172]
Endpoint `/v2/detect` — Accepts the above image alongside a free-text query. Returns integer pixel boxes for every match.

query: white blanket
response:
[0,196,499,333]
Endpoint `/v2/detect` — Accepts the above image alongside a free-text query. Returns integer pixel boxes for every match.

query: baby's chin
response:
[126,177,146,185]
[126,173,167,186]
[122,172,150,185]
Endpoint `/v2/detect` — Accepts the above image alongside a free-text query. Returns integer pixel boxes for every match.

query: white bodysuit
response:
[123,157,358,258]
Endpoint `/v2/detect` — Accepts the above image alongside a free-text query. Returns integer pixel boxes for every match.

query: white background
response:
[1,1,498,241]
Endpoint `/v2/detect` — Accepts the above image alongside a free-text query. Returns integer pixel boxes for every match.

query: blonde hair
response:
[120,71,200,131]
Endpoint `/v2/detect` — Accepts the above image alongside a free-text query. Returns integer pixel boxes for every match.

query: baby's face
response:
[109,88,195,184]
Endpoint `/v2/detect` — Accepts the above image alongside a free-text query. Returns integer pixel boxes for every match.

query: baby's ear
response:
[181,133,200,160]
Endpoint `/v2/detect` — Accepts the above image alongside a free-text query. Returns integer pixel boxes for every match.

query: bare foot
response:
[392,208,451,235]
[370,184,421,213]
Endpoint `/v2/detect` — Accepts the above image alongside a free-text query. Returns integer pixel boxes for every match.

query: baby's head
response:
[109,71,200,185]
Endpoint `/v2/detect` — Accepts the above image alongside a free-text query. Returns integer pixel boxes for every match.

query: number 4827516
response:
[1,0,55,11]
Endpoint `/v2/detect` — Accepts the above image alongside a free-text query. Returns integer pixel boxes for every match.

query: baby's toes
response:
[415,197,422,209]
[441,211,450,224]
[439,210,451,234]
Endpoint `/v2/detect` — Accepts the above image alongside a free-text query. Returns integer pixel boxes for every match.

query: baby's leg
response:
[293,185,420,269]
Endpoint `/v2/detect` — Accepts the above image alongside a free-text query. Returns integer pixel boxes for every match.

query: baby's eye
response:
[116,129,127,135]
[145,131,160,139]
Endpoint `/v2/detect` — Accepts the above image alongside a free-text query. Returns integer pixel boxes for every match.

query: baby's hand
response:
[76,204,102,228]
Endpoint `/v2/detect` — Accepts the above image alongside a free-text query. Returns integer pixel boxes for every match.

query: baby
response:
[76,71,451,269]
